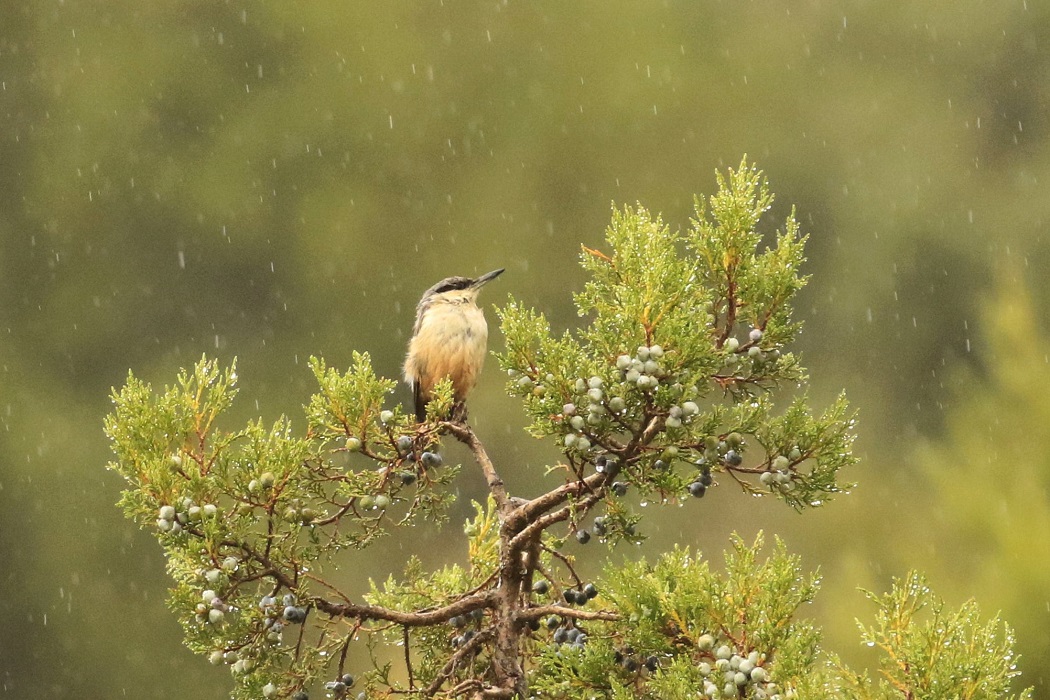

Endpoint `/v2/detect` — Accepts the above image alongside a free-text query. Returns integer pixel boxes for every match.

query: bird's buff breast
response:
[406,303,488,399]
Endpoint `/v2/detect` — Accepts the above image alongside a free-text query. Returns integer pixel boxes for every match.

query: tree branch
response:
[442,422,511,515]
[509,492,603,551]
[516,605,620,623]
[513,469,608,528]
[316,592,496,627]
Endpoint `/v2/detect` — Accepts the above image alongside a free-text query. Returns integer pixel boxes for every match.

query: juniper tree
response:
[106,159,1030,700]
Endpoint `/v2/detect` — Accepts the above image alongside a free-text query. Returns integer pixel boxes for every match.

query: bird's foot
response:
[450,401,469,425]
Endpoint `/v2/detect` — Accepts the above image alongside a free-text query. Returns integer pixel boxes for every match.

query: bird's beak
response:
[473,268,505,288]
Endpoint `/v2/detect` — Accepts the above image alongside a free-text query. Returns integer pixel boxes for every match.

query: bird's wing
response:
[409,296,432,422]
[412,296,431,337]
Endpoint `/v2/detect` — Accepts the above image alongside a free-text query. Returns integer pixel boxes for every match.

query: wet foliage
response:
[105,165,1028,699]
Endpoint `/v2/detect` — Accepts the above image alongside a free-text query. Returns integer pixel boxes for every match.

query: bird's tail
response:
[412,381,427,423]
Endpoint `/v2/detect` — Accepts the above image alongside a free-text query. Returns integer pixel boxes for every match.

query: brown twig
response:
[424,628,494,696]
[514,469,608,527]
[539,541,584,590]
[516,606,620,623]
[403,626,414,690]
[442,422,511,515]
[509,492,602,551]
[315,592,496,627]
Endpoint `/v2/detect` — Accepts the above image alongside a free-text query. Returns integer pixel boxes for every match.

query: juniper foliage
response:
[105,160,1028,699]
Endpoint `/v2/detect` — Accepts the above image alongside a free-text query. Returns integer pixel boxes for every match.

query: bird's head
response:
[422,268,504,306]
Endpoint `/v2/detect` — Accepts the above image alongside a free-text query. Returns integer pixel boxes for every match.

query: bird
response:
[404,268,504,422]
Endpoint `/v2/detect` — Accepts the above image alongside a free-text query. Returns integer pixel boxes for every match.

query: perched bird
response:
[404,268,504,422]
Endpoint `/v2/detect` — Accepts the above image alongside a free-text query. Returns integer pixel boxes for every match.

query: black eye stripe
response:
[434,278,472,293]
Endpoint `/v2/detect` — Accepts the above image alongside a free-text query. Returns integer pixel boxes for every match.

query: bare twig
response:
[424,628,494,696]
[315,592,496,627]
[539,542,584,590]
[403,626,414,690]
[442,422,511,515]
[514,469,608,526]
[517,605,620,623]
[510,492,602,551]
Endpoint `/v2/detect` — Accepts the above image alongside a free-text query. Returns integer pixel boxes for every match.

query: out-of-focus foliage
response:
[2,0,1050,697]
[912,279,1050,690]
[835,573,1030,700]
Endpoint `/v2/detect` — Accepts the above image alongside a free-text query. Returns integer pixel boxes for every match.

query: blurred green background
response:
[2,0,1048,696]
